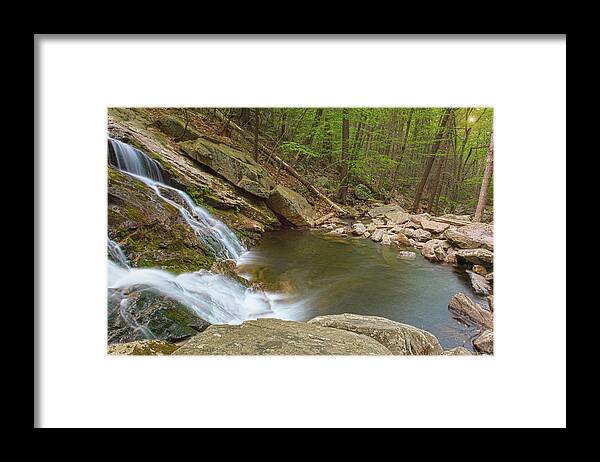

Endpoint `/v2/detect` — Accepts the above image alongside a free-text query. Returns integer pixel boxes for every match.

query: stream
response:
[237,230,486,350]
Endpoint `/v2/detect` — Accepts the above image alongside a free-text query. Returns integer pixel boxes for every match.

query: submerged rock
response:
[448,293,493,330]
[107,339,179,355]
[398,251,417,260]
[308,313,443,355]
[473,329,494,354]
[266,184,316,227]
[179,137,275,199]
[173,318,393,355]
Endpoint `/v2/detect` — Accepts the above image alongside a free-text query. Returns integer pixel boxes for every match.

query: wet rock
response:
[308,313,444,355]
[381,233,392,245]
[108,289,211,344]
[455,248,494,267]
[173,318,393,355]
[473,330,494,354]
[466,270,492,296]
[443,346,473,355]
[398,251,417,260]
[371,228,386,242]
[107,339,179,355]
[352,222,367,235]
[445,249,457,265]
[443,223,494,251]
[267,184,316,227]
[394,232,411,246]
[180,137,275,199]
[421,220,450,234]
[448,293,493,330]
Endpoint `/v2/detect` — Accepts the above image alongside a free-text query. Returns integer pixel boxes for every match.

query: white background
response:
[36,36,566,428]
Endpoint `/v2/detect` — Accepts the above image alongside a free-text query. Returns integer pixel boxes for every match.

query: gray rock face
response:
[455,248,494,267]
[266,184,316,227]
[107,340,179,355]
[180,137,275,198]
[448,293,494,330]
[308,313,444,355]
[173,318,393,355]
[443,223,494,251]
[473,330,494,354]
[467,270,493,296]
[443,346,473,355]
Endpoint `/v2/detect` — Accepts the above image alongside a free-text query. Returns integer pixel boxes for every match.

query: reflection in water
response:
[237,230,487,350]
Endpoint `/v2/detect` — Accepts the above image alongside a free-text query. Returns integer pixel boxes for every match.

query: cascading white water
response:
[108,138,165,182]
[107,139,302,332]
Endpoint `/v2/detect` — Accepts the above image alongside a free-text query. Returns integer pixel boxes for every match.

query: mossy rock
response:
[153,114,200,142]
[353,184,372,201]
[107,339,180,355]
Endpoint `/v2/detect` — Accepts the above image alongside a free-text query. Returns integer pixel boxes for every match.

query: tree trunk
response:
[473,130,494,222]
[412,108,453,212]
[337,109,350,204]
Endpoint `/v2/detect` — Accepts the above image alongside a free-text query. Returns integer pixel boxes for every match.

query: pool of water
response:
[237,229,487,350]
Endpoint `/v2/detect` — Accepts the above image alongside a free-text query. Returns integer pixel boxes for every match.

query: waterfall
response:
[107,139,302,333]
[108,138,244,260]
[108,138,165,182]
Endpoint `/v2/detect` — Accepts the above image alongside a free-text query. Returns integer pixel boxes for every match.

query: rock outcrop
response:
[448,293,494,330]
[307,313,444,355]
[107,339,180,355]
[266,184,316,226]
[173,318,393,355]
[180,137,275,199]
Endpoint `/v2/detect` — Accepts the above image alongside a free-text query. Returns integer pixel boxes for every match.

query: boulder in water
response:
[370,228,386,242]
[173,318,393,355]
[394,232,411,246]
[473,330,494,354]
[421,239,450,262]
[455,248,494,267]
[352,222,367,235]
[308,313,444,355]
[398,251,417,260]
[448,293,493,330]
[266,184,316,227]
[466,270,492,296]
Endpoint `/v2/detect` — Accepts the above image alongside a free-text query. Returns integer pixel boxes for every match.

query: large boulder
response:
[107,340,179,355]
[448,293,494,330]
[443,223,494,251]
[421,219,450,234]
[266,184,316,227]
[473,330,494,354]
[308,313,444,355]
[108,289,211,344]
[173,318,393,355]
[180,137,275,198]
[368,204,410,224]
[455,248,494,267]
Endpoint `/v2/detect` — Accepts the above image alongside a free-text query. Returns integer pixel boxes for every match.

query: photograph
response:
[107,107,494,356]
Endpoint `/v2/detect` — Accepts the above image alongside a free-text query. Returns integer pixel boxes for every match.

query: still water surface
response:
[238,230,486,350]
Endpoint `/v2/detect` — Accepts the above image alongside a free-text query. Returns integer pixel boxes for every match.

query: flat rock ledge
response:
[173,318,393,355]
[307,313,444,355]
